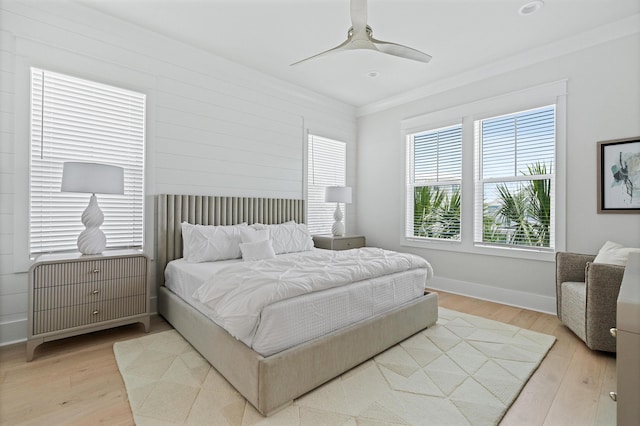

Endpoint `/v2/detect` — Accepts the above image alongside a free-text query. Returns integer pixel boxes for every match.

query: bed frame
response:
[155,194,438,416]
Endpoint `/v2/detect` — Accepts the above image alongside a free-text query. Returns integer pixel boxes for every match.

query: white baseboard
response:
[428,276,557,315]
[0,298,161,347]
[0,319,27,346]
[150,296,157,316]
[1,283,554,346]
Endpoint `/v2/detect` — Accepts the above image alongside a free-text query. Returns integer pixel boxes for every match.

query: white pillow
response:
[240,229,270,244]
[593,241,640,266]
[250,221,294,231]
[253,222,313,254]
[181,222,248,263]
[239,239,276,261]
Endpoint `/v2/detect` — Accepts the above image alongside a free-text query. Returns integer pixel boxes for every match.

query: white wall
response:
[0,0,356,344]
[357,34,640,313]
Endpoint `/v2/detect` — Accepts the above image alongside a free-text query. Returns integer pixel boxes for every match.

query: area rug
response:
[114,308,555,425]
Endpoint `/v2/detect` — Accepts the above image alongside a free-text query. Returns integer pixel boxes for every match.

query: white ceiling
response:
[76,0,640,108]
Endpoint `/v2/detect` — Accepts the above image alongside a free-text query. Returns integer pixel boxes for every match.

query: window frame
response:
[405,123,463,242]
[306,133,347,235]
[400,81,567,262]
[28,68,146,256]
[473,105,556,252]
[12,63,149,272]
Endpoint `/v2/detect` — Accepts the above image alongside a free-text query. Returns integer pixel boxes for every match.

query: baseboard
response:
[0,298,161,347]
[1,284,554,346]
[0,318,27,346]
[150,295,157,315]
[428,276,557,315]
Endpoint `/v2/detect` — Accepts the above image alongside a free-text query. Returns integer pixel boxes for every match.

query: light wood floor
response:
[0,291,616,425]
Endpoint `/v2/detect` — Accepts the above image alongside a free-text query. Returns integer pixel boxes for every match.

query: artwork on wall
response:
[597,137,640,213]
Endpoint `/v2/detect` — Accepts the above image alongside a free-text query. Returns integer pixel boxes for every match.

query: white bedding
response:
[165,249,432,356]
[193,247,432,342]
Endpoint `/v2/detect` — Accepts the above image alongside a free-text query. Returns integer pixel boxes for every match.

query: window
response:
[30,68,145,255]
[474,106,555,250]
[406,124,462,240]
[307,134,346,235]
[401,80,566,260]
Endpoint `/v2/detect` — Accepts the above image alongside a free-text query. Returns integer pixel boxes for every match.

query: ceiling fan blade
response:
[290,38,352,66]
[370,37,432,63]
[350,0,368,33]
[291,0,433,66]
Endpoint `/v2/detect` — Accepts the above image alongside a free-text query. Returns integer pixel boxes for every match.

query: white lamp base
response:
[77,194,106,255]
[331,203,345,237]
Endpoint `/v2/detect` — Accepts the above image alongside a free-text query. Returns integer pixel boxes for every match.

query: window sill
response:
[400,237,555,262]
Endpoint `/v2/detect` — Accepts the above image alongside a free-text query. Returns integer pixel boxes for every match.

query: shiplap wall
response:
[0,0,356,345]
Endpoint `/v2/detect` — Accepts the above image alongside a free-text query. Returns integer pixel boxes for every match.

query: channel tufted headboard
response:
[155,194,305,285]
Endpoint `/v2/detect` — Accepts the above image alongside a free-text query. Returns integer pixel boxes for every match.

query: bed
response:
[155,194,438,416]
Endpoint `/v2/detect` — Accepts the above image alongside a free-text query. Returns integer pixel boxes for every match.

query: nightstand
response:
[27,250,150,361]
[313,235,366,251]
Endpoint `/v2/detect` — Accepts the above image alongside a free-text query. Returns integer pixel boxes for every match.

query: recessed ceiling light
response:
[519,0,544,16]
[367,70,380,78]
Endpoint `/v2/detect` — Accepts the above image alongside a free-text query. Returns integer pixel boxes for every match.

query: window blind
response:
[407,124,462,240]
[474,105,555,249]
[30,68,145,255]
[307,134,346,235]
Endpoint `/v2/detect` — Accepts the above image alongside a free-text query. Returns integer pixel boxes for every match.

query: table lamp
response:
[61,162,124,254]
[324,186,352,237]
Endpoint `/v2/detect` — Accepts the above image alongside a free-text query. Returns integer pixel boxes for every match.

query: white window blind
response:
[474,105,555,250]
[30,68,145,255]
[307,134,346,235]
[406,124,462,240]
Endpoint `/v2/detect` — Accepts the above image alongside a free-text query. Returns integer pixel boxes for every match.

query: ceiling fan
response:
[291,0,432,66]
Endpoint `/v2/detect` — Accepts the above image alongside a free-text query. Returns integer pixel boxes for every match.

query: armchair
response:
[556,252,626,352]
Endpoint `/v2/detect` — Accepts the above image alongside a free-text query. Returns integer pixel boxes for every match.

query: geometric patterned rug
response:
[114,308,555,425]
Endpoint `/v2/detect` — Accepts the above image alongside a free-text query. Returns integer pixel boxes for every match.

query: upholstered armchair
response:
[556,252,626,352]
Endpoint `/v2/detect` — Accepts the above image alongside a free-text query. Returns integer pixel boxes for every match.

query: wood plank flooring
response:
[0,291,617,425]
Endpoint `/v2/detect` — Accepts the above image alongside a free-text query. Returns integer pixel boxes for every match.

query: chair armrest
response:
[556,252,596,320]
[556,252,596,284]
[584,262,626,352]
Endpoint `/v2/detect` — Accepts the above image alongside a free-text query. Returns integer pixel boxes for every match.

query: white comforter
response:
[193,247,433,342]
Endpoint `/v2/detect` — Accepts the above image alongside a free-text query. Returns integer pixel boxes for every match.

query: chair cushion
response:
[561,281,586,342]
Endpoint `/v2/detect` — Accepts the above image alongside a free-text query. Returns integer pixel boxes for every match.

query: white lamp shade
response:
[325,186,352,204]
[61,162,124,194]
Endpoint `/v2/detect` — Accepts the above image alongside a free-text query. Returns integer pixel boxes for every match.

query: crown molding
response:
[357,13,640,117]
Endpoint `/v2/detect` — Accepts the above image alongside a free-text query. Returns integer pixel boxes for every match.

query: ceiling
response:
[75,0,639,108]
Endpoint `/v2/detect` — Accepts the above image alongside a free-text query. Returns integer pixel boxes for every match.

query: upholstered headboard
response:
[155,194,305,285]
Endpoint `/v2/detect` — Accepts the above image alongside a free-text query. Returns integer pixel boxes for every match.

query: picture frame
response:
[597,136,640,213]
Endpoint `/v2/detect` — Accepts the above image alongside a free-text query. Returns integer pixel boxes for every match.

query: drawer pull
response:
[92,269,100,273]
[347,242,352,246]
[92,290,100,295]
[610,328,617,337]
[609,392,617,402]
[92,310,100,315]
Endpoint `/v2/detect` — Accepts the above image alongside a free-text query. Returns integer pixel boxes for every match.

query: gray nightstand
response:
[313,235,366,251]
[27,250,150,361]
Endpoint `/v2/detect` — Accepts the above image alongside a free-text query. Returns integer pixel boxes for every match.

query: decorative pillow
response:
[240,229,270,244]
[593,241,640,266]
[250,221,294,231]
[181,222,248,263]
[252,222,313,254]
[239,239,276,261]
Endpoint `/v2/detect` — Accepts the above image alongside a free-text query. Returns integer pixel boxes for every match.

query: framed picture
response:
[597,136,640,213]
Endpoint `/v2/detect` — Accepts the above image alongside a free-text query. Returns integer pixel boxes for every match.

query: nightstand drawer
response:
[27,251,150,361]
[32,294,147,335]
[331,236,366,250]
[313,235,366,250]
[32,256,147,288]
[33,276,146,311]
